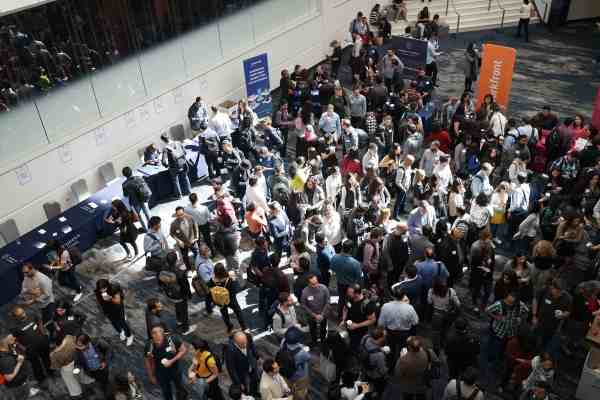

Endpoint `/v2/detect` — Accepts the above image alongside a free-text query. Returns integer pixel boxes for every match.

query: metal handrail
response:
[449,0,461,34]
[495,0,507,29]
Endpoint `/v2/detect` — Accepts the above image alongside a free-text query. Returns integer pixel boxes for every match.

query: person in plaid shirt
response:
[486,291,529,365]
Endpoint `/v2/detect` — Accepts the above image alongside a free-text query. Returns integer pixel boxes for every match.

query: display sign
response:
[476,44,517,111]
[243,53,272,118]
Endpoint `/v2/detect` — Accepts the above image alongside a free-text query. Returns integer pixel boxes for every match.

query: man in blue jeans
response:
[161,134,192,199]
[393,155,415,219]
[122,166,152,232]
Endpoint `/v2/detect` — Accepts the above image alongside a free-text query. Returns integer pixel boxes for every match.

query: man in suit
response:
[224,331,260,397]
[169,206,198,271]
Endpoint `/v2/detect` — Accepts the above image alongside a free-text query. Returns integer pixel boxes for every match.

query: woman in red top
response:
[427,121,451,153]
[570,114,589,145]
[341,149,363,177]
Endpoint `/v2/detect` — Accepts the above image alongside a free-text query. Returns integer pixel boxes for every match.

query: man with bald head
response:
[224,331,260,397]
[0,332,40,399]
[8,306,51,384]
[382,223,410,288]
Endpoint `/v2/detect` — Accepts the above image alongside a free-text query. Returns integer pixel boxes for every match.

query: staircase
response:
[390,0,540,35]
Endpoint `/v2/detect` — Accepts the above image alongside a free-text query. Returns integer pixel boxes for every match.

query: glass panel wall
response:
[0,0,320,165]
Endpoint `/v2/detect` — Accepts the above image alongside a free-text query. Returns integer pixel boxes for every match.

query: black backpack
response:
[276,345,301,379]
[129,176,152,203]
[358,335,382,371]
[546,128,562,159]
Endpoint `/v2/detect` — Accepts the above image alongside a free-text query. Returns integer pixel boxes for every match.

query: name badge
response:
[452,250,457,255]
[347,302,352,309]
[166,346,174,353]
[308,296,314,301]
[545,298,552,304]
[67,316,74,321]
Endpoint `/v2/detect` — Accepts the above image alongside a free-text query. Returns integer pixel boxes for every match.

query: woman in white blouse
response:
[490,182,510,244]
[447,179,465,223]
[322,203,343,247]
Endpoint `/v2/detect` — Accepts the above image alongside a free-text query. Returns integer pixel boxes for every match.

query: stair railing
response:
[495,0,507,29]
[450,0,461,34]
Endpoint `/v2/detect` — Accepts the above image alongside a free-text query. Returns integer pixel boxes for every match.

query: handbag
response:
[490,209,506,225]
[192,276,209,297]
[319,353,337,383]
[423,348,441,387]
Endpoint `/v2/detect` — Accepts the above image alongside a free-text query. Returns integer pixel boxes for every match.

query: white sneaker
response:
[120,331,127,341]
[126,335,134,347]
[73,292,83,303]
[183,324,197,335]
[29,387,40,397]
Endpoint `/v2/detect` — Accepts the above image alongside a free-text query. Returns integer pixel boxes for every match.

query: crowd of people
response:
[2,2,600,400]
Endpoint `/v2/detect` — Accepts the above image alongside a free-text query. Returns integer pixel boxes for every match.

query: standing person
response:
[278,326,311,400]
[196,244,215,316]
[359,327,389,396]
[161,133,192,199]
[394,155,415,219]
[445,319,481,379]
[443,367,484,400]
[271,292,300,337]
[122,166,152,232]
[19,263,55,323]
[144,324,188,400]
[415,246,449,293]
[161,252,194,335]
[331,240,363,317]
[188,96,209,131]
[532,279,572,356]
[469,230,496,313]
[378,288,419,367]
[315,233,335,288]
[207,263,248,333]
[188,339,224,400]
[45,239,84,303]
[145,298,176,338]
[170,206,198,272]
[384,336,437,400]
[319,104,342,140]
[0,332,40,399]
[75,334,111,392]
[7,306,51,384]
[301,274,331,347]
[209,105,234,141]
[340,284,378,349]
[379,49,403,90]
[105,199,139,258]
[516,0,535,42]
[268,202,292,258]
[94,280,134,346]
[383,224,411,288]
[260,358,293,400]
[349,86,367,129]
[425,31,440,86]
[463,42,480,92]
[225,331,260,397]
[144,216,170,272]
[427,278,461,353]
[486,291,529,370]
[507,172,531,238]
[184,193,212,252]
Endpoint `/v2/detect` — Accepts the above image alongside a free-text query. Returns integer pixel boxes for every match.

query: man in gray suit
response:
[169,206,198,271]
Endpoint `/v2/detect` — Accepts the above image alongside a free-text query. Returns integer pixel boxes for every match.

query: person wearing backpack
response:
[122,166,152,232]
[359,327,389,397]
[188,96,209,131]
[271,292,299,337]
[277,326,311,400]
[207,263,247,332]
[161,252,193,335]
[443,367,484,400]
[160,133,192,199]
[188,339,224,400]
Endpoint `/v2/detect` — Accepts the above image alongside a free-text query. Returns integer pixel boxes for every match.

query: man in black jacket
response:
[444,318,480,379]
[224,331,260,397]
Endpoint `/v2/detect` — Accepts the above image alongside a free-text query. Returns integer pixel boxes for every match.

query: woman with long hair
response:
[504,253,535,303]
[94,280,134,346]
[493,269,519,302]
[428,277,460,353]
[45,239,84,302]
[469,230,495,312]
[447,179,465,224]
[463,42,480,92]
[105,199,139,258]
[490,181,510,244]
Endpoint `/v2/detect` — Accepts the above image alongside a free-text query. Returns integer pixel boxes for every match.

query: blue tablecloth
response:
[136,143,208,208]
[0,179,125,305]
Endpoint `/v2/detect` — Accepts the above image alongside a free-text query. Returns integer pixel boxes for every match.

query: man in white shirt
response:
[209,106,234,139]
[19,263,55,323]
[507,171,531,237]
[184,193,212,251]
[425,31,441,86]
[433,155,453,194]
[394,155,415,219]
[516,0,534,42]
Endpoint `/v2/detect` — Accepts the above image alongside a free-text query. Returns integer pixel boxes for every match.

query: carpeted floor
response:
[1,21,598,400]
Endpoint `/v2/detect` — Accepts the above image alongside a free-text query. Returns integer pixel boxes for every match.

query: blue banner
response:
[394,36,428,71]
[243,53,272,118]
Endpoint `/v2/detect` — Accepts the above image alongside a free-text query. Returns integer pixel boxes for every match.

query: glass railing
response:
[0,0,320,167]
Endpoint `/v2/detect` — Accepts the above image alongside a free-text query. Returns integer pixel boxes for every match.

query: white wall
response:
[0,0,55,17]
[0,0,376,236]
[567,0,600,21]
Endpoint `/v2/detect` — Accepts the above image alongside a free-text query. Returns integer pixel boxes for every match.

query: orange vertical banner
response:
[476,44,517,111]
[592,87,600,130]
